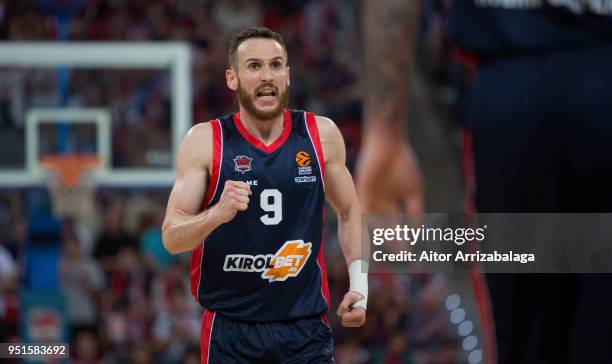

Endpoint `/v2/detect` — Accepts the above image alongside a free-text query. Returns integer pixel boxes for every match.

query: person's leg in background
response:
[562,43,612,364]
[465,52,581,364]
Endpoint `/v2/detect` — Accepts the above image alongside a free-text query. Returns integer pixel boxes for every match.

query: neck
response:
[238,106,285,145]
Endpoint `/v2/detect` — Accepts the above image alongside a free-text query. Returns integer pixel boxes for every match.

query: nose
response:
[260,64,274,82]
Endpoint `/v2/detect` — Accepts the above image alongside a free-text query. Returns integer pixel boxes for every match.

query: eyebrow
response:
[245,56,284,63]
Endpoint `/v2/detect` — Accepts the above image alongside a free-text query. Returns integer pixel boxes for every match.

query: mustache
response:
[255,83,278,94]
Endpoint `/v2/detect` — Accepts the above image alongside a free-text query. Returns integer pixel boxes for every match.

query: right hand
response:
[214,180,252,224]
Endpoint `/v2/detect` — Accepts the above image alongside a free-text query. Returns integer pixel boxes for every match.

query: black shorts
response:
[200,309,334,364]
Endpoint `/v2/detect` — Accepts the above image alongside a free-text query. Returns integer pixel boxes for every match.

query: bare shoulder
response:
[186,121,213,143]
[314,115,345,163]
[315,115,340,138]
[178,121,215,170]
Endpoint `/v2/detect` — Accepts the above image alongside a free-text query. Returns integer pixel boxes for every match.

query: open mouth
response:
[256,88,277,99]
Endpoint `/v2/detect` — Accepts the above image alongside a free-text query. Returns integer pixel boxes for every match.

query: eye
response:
[271,61,282,70]
[248,62,260,70]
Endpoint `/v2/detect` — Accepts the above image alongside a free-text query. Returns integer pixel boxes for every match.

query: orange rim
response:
[40,154,101,187]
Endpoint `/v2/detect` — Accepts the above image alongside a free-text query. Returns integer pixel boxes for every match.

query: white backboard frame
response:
[0,42,191,187]
[25,108,111,180]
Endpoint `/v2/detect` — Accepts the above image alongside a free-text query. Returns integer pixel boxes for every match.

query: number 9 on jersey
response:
[260,189,282,225]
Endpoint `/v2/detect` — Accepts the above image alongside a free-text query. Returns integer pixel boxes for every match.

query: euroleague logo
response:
[294,151,315,183]
[295,151,311,167]
[223,240,312,282]
[233,155,252,174]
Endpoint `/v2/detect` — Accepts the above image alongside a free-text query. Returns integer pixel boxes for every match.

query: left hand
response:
[356,135,423,214]
[336,291,366,327]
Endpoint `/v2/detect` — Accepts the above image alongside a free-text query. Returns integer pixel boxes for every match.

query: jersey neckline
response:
[233,109,292,154]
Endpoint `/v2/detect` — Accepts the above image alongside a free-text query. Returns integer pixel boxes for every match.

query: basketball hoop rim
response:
[40,153,102,188]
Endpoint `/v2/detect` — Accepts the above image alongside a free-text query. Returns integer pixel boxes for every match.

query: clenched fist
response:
[356,137,423,214]
[213,180,252,224]
[337,291,366,328]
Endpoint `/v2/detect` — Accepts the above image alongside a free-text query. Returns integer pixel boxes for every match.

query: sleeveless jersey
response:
[189,109,330,322]
[446,0,612,57]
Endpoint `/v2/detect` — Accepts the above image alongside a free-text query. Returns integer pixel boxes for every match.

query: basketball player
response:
[162,27,367,363]
[361,0,612,363]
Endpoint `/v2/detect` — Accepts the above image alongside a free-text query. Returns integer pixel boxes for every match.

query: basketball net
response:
[40,154,101,218]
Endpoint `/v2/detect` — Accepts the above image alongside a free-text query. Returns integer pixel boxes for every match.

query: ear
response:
[286,66,291,87]
[226,68,238,91]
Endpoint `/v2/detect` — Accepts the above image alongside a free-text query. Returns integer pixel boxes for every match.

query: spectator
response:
[0,239,17,341]
[72,330,102,364]
[93,200,136,270]
[140,209,179,271]
[130,342,154,364]
[108,247,151,305]
[212,0,261,37]
[59,233,104,333]
[152,286,200,364]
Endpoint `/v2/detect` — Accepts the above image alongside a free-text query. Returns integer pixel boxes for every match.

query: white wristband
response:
[348,259,368,309]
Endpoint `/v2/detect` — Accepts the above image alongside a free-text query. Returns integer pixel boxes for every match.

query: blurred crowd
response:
[0,189,465,364]
[0,0,363,169]
[0,0,467,363]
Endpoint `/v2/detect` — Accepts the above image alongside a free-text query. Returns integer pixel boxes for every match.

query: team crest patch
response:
[233,155,253,174]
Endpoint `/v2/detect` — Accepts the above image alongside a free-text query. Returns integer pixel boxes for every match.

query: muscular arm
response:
[162,123,221,255]
[318,116,367,327]
[317,116,363,266]
[163,123,251,255]
[358,0,423,213]
[363,0,419,138]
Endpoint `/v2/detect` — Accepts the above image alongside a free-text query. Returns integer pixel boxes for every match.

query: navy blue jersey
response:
[190,109,330,322]
[446,0,612,56]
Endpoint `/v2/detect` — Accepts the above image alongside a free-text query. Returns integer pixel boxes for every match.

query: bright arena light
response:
[463,335,478,351]
[458,320,474,336]
[450,308,466,324]
[468,349,482,364]
[445,293,461,310]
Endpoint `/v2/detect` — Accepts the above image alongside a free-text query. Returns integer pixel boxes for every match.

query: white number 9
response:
[260,189,282,225]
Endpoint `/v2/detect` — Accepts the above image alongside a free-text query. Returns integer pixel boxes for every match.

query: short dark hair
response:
[228,26,287,70]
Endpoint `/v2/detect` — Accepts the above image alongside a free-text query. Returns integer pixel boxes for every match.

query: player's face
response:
[229,38,290,121]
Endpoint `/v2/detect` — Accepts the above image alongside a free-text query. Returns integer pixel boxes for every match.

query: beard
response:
[237,80,289,121]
